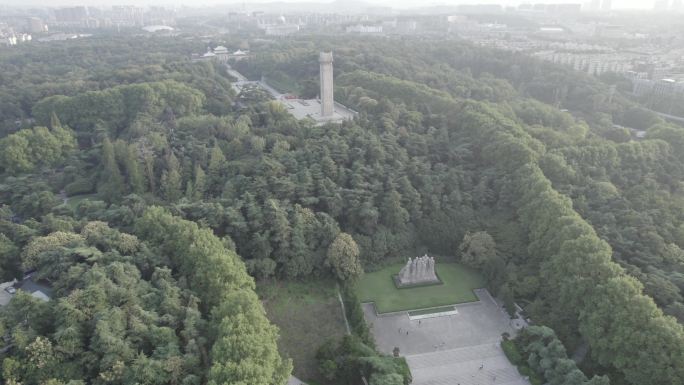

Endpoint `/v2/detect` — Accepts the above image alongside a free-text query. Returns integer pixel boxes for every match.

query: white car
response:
[4,287,16,294]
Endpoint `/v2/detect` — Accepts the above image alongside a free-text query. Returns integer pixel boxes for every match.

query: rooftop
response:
[0,277,53,306]
[0,280,15,306]
[17,277,53,300]
[142,25,174,32]
[214,45,229,53]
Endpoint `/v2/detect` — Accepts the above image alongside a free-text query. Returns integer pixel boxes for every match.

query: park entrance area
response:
[356,262,485,314]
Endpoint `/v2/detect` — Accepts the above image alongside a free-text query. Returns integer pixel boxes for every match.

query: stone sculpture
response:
[397,254,439,286]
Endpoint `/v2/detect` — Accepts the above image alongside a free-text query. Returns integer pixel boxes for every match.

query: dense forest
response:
[1,34,684,385]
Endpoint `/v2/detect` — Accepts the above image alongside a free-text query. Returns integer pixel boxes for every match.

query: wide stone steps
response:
[406,344,528,385]
[407,343,501,368]
[409,369,527,385]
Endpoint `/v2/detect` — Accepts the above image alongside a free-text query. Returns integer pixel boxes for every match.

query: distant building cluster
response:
[0,23,32,47]
[631,77,684,98]
[254,15,300,36]
[654,0,684,11]
[0,5,177,32]
[445,7,684,102]
[264,24,300,36]
[53,6,89,26]
[534,51,634,75]
[0,6,177,47]
[51,6,175,29]
[518,3,582,13]
[346,24,383,34]
[586,0,613,12]
[222,11,423,37]
[192,45,251,63]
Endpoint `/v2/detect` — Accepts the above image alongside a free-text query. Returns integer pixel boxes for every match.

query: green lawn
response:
[356,262,485,314]
[264,74,301,94]
[258,279,347,384]
[65,193,98,210]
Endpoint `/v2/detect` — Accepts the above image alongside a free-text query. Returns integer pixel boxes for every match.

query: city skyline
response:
[0,0,659,10]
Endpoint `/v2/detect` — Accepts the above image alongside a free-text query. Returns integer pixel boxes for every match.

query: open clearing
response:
[258,279,347,383]
[65,193,98,210]
[356,262,485,314]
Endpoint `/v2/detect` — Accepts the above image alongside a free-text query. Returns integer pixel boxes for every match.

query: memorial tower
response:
[319,51,334,117]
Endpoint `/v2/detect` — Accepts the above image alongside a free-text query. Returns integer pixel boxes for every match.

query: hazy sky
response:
[0,0,656,9]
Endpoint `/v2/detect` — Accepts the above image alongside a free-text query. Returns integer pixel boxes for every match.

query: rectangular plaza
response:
[281,98,356,124]
[363,289,530,385]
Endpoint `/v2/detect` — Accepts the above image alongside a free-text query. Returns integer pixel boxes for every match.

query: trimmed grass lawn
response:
[265,75,301,94]
[258,279,347,383]
[356,262,485,314]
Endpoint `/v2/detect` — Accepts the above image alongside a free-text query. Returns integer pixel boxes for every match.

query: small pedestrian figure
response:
[419,320,421,325]
[479,363,484,370]
[398,327,402,333]
[406,331,409,335]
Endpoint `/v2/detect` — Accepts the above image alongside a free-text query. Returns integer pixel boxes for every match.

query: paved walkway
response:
[363,289,529,385]
[287,375,307,385]
[226,67,248,82]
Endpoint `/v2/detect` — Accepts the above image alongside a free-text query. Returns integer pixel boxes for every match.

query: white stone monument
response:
[319,51,334,117]
[396,254,439,286]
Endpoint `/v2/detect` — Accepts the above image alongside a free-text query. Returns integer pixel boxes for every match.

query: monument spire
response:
[319,51,334,117]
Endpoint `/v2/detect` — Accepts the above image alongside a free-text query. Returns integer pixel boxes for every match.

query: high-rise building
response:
[111,6,144,27]
[654,0,670,11]
[26,17,45,33]
[319,52,334,117]
[601,0,612,11]
[54,7,89,24]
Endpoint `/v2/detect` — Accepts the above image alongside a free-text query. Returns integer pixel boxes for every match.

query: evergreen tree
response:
[286,209,314,278]
[193,164,206,201]
[161,152,182,202]
[207,145,226,196]
[98,137,125,202]
[124,144,145,194]
[264,199,291,271]
[380,190,409,230]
